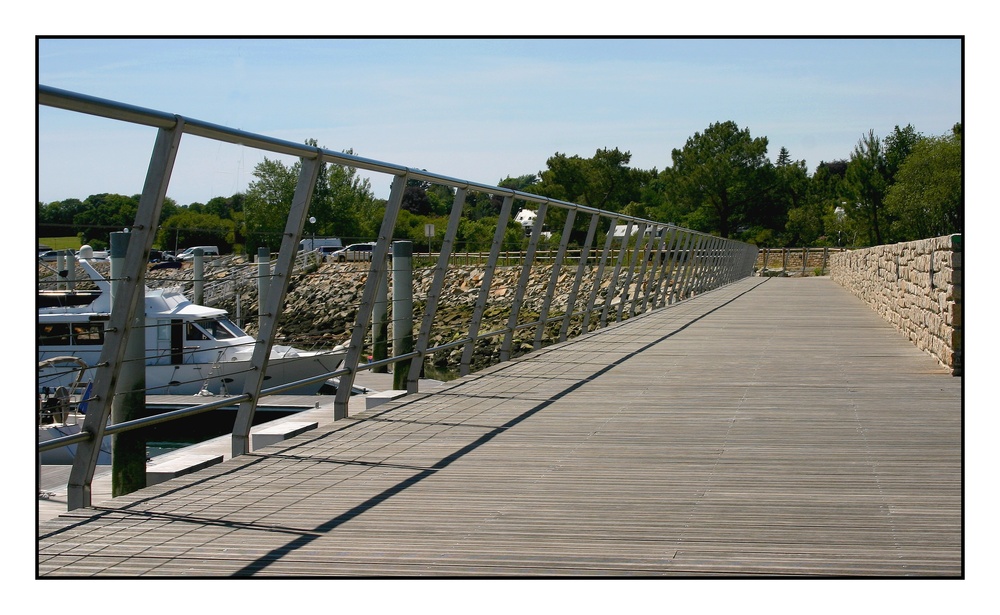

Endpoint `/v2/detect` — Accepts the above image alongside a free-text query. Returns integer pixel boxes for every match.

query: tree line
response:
[37,121,962,253]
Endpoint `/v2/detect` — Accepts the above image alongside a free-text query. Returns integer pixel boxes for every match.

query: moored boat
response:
[38,258,346,397]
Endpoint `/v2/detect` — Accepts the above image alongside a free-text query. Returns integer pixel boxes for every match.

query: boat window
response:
[216,318,244,339]
[198,320,234,340]
[187,319,238,341]
[72,323,104,345]
[38,323,71,346]
[186,322,209,341]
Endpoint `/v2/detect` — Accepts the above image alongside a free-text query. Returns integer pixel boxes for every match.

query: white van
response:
[177,246,220,261]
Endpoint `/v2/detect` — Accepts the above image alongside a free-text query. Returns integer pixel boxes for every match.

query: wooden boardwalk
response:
[36,277,962,577]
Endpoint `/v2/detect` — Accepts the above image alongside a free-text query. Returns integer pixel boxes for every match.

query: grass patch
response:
[39,236,81,251]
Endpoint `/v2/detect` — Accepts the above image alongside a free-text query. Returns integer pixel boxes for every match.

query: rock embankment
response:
[232,262,622,374]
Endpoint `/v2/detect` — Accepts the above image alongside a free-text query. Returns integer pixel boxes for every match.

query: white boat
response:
[37,355,112,465]
[38,259,347,398]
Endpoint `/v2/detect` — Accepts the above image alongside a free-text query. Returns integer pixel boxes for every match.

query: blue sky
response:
[37,37,962,205]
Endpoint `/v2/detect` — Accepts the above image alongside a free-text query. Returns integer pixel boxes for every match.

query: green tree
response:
[537,148,648,212]
[844,126,923,246]
[664,121,771,238]
[773,147,815,245]
[309,147,376,242]
[157,210,234,252]
[243,157,298,253]
[37,197,87,237]
[243,143,379,252]
[536,148,652,245]
[805,160,853,247]
[845,130,889,245]
[884,128,962,241]
[401,178,432,216]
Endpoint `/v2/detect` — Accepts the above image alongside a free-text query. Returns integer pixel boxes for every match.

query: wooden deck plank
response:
[37,277,962,577]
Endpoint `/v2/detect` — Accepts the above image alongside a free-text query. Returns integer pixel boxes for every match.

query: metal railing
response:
[38,85,759,509]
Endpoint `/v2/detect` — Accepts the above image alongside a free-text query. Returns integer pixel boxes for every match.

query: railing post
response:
[560,212,600,342]
[501,203,548,362]
[708,237,725,289]
[629,223,656,317]
[583,216,618,332]
[232,154,322,456]
[679,234,705,300]
[640,226,666,313]
[667,231,692,305]
[335,174,408,418]
[601,220,633,327]
[617,222,646,322]
[652,227,679,308]
[68,120,184,510]
[408,188,467,393]
[461,194,516,376]
[535,208,576,349]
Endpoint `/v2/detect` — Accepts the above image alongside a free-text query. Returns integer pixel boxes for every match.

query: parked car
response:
[329,242,375,262]
[177,246,220,261]
[300,237,343,252]
[318,245,342,257]
[38,250,61,262]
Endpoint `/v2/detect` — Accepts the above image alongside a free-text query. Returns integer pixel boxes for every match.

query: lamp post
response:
[835,204,846,247]
[308,216,316,251]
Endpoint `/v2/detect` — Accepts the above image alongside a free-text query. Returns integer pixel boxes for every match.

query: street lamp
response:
[308,216,316,250]
[835,204,846,247]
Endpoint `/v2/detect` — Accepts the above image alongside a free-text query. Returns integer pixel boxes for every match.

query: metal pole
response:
[677,234,703,301]
[335,174,408,418]
[559,212,600,342]
[667,231,693,304]
[641,226,667,312]
[535,208,576,349]
[460,194,516,376]
[232,155,322,456]
[392,241,413,391]
[408,188,467,393]
[583,216,618,332]
[68,120,183,510]
[616,222,646,323]
[501,203,548,362]
[632,224,658,317]
[652,228,679,308]
[601,220,632,327]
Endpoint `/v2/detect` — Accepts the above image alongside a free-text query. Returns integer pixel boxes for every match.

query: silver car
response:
[329,243,375,262]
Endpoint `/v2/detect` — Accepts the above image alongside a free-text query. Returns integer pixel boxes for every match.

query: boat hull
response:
[38,350,347,397]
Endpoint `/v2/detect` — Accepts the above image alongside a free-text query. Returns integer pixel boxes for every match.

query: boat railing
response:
[38,84,760,510]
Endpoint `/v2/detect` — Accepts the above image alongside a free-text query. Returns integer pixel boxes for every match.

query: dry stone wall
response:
[829,235,962,375]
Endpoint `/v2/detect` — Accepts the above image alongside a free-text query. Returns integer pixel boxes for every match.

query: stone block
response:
[147,454,223,486]
[252,421,318,450]
[365,389,408,410]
